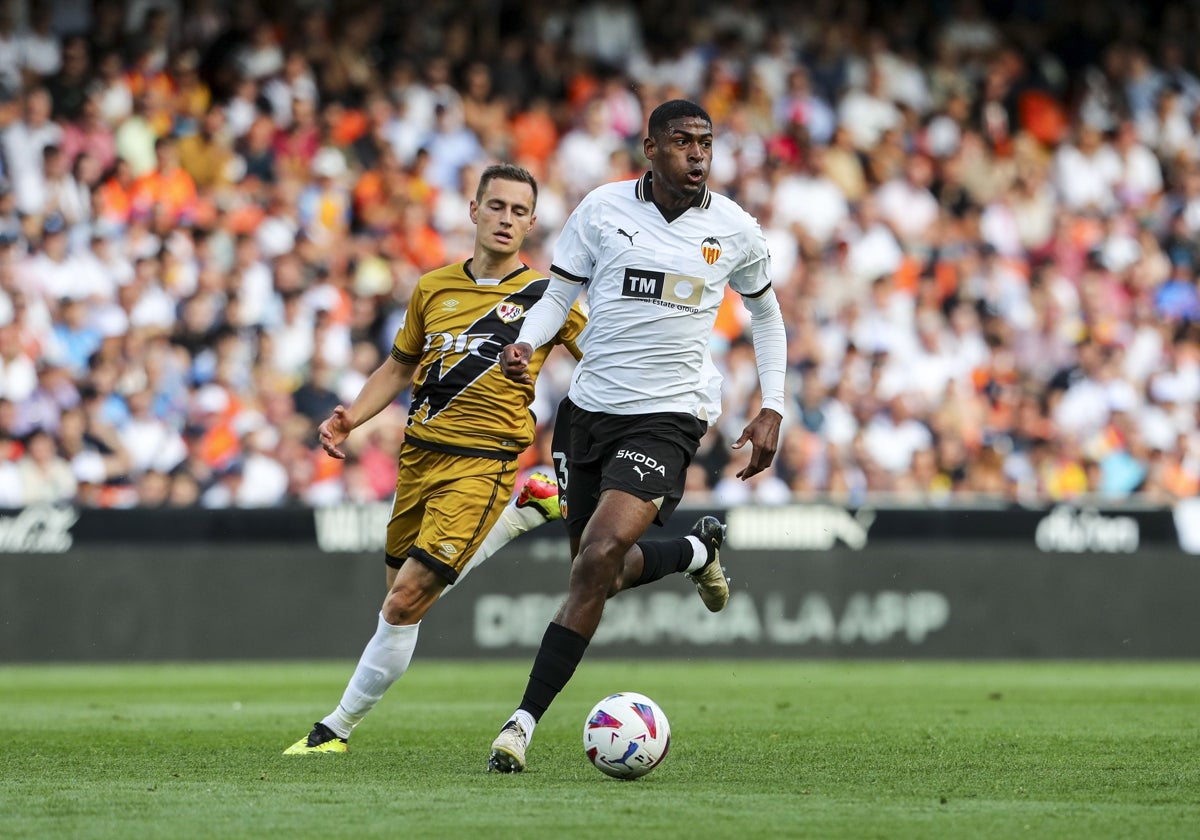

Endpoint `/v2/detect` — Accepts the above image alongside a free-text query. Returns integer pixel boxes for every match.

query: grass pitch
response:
[1,660,1197,839]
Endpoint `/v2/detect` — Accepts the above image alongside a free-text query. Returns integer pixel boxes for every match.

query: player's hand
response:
[731,408,782,480]
[500,342,534,384]
[318,405,354,459]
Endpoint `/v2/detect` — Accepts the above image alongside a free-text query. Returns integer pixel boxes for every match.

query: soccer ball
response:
[582,692,671,779]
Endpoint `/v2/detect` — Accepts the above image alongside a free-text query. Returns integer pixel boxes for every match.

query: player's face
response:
[470,178,536,257]
[645,116,713,207]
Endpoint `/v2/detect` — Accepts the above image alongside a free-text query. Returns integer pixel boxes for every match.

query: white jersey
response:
[552,173,770,417]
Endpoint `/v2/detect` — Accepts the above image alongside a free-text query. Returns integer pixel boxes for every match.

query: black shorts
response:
[551,397,706,538]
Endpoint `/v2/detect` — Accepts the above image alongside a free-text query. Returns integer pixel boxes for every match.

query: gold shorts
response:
[385,442,517,583]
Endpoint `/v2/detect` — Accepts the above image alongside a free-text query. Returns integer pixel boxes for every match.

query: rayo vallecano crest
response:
[701,236,721,265]
[496,302,524,322]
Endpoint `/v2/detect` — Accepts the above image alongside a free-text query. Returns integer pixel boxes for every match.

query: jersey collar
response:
[463,258,530,285]
[635,172,712,213]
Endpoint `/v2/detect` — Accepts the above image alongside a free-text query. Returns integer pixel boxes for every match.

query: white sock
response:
[443,500,548,597]
[322,613,420,738]
[488,500,547,547]
[511,501,552,531]
[511,709,537,742]
[683,535,708,573]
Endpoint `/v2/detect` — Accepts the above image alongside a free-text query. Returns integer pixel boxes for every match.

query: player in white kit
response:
[488,99,787,773]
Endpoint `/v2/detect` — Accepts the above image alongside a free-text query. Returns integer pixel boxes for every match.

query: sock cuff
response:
[377,613,420,648]
[512,709,537,738]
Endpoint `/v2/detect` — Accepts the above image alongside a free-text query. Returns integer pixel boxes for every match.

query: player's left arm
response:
[731,283,785,478]
[725,219,786,478]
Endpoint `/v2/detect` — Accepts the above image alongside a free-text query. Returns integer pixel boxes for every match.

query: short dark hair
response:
[476,164,538,209]
[647,99,712,138]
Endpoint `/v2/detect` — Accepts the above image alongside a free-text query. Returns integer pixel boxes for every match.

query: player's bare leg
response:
[489,491,655,773]
[287,472,560,754]
[487,505,726,771]
[284,561,443,755]
[556,490,659,636]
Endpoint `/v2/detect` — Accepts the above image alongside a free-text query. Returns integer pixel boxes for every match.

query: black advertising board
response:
[2,502,1198,661]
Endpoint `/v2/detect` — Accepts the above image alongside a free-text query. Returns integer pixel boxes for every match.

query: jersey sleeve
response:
[390,281,426,365]
[555,301,589,361]
[728,219,772,298]
[549,194,597,285]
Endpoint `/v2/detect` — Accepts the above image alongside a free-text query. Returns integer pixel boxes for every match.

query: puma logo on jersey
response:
[617,449,666,478]
[617,228,638,245]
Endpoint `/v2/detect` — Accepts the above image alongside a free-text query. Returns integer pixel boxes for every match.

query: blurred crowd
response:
[1,0,1200,510]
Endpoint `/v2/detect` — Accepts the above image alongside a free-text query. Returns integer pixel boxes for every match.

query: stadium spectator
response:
[0,9,21,95]
[177,103,234,190]
[837,62,903,152]
[15,426,75,504]
[419,102,486,193]
[0,320,35,407]
[4,86,61,216]
[46,35,89,123]
[129,135,198,227]
[771,142,850,254]
[22,5,62,81]
[113,92,161,177]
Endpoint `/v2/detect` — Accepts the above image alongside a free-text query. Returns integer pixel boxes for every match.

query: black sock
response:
[518,622,589,721]
[631,537,694,587]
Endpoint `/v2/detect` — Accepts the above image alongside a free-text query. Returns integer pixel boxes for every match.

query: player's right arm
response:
[318,355,417,459]
[319,276,428,459]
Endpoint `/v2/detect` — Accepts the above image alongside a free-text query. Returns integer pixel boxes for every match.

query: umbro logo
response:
[442,298,460,310]
[617,228,638,245]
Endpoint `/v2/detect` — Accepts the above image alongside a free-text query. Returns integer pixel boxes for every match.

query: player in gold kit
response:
[284,164,586,754]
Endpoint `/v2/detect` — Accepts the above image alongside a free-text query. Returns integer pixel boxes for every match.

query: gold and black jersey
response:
[391,261,586,459]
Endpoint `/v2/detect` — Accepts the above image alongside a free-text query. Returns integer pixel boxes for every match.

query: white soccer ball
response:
[582,691,671,779]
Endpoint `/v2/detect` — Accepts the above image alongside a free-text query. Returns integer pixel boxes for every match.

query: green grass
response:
[1,661,1197,839]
